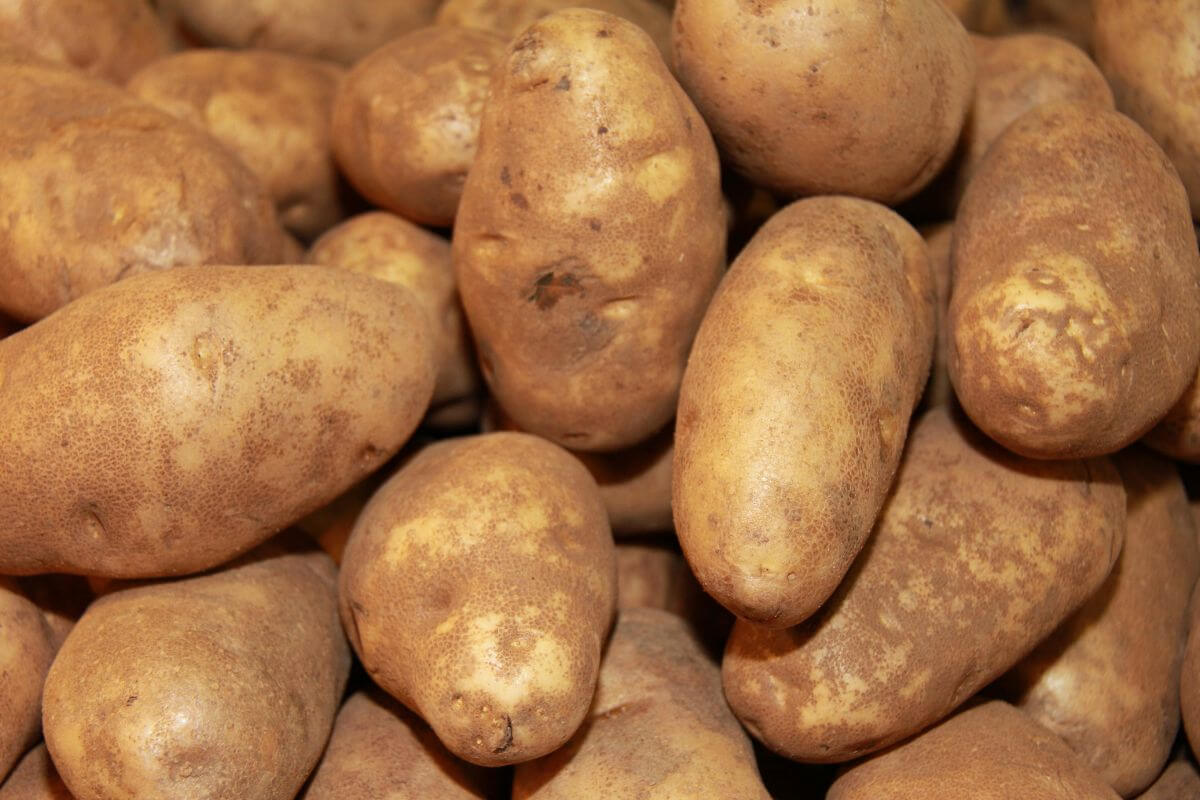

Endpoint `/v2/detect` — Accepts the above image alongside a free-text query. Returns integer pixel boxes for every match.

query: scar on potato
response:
[527,268,586,310]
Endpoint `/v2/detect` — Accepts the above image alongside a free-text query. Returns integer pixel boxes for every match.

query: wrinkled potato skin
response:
[671,0,974,203]
[723,408,1125,763]
[950,102,1200,458]
[1137,760,1200,800]
[0,266,436,578]
[339,433,616,767]
[0,580,55,782]
[453,10,724,452]
[674,197,935,628]
[921,222,954,408]
[0,744,73,800]
[513,609,770,799]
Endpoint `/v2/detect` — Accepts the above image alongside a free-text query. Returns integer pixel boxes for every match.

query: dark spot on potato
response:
[125,694,138,706]
[500,166,511,186]
[493,715,513,753]
[554,76,571,91]
[510,192,529,210]
[588,219,602,232]
[527,271,585,310]
[597,126,608,135]
[597,28,610,38]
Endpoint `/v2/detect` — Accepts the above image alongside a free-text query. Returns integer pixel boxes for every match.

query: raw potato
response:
[0,265,436,578]
[0,580,56,782]
[339,433,616,766]
[15,575,93,650]
[674,197,935,628]
[1183,583,1200,758]
[0,48,288,323]
[827,701,1120,799]
[42,536,350,800]
[723,407,1125,763]
[128,50,347,241]
[942,0,1010,33]
[671,0,974,203]
[1137,759,1200,800]
[0,744,73,800]
[921,222,954,408]
[331,27,507,228]
[950,101,1200,458]
[453,9,725,452]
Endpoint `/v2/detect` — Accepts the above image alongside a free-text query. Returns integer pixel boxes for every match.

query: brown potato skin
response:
[0,265,436,578]
[950,101,1200,458]
[339,433,616,767]
[42,537,350,800]
[671,0,974,203]
[453,9,724,452]
[1183,584,1200,759]
[1137,760,1200,800]
[0,744,73,800]
[943,0,1011,33]
[723,407,1125,763]
[0,581,56,782]
[512,608,770,799]
[674,197,935,628]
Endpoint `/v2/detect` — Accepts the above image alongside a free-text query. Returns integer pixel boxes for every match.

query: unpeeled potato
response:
[1138,759,1200,800]
[0,580,56,781]
[0,745,72,800]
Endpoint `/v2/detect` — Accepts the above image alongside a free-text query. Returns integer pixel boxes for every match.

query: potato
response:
[0,580,56,781]
[0,745,72,800]
[950,101,1200,458]
[42,536,349,800]
[453,9,724,452]
[0,48,289,323]
[674,196,935,628]
[339,432,616,766]
[942,0,1011,33]
[827,701,1120,799]
[920,222,955,408]
[128,49,347,241]
[512,608,770,799]
[1026,0,1094,50]
[671,0,974,203]
[0,265,436,578]
[1138,759,1200,800]
[723,407,1125,763]
[1183,584,1200,758]
[14,575,92,651]
[331,27,506,229]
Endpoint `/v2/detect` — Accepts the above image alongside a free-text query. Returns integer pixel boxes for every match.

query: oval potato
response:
[1181,583,1200,759]
[0,744,73,800]
[1137,759,1200,800]
[0,580,56,781]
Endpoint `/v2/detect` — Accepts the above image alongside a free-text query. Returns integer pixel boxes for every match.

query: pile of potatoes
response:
[2,0,1200,798]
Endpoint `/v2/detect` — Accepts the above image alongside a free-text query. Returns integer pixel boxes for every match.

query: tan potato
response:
[942,0,1011,33]
[674,197,935,628]
[1137,759,1200,800]
[339,432,616,766]
[0,581,56,782]
[453,9,724,452]
[950,101,1200,458]
[1025,0,1094,50]
[723,407,1125,763]
[0,265,436,578]
[14,576,92,651]
[1183,584,1200,759]
[920,222,955,408]
[0,745,73,800]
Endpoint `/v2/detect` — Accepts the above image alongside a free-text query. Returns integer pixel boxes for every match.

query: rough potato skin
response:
[0,265,436,578]
[0,580,56,782]
[42,537,350,800]
[453,9,725,452]
[1183,583,1200,758]
[0,744,74,800]
[671,0,974,203]
[1137,760,1200,800]
[723,407,1125,763]
[674,197,935,628]
[950,101,1200,458]
[512,609,770,799]
[339,433,616,767]
[828,701,1120,799]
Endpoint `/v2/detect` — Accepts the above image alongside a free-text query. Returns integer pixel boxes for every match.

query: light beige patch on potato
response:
[635,147,691,205]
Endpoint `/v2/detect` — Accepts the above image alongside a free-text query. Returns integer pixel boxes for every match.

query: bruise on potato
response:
[950,101,1200,458]
[1137,758,1200,800]
[453,9,725,452]
[512,608,771,799]
[0,265,436,578]
[722,407,1125,763]
[674,196,935,628]
[0,744,74,800]
[0,581,56,782]
[339,433,616,767]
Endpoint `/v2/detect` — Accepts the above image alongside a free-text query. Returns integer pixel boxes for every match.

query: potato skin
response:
[671,0,974,203]
[674,197,935,628]
[942,0,1011,33]
[453,9,724,452]
[0,744,73,800]
[950,101,1200,458]
[0,580,56,782]
[0,265,436,578]
[723,407,1125,763]
[1137,760,1200,800]
[1183,584,1200,759]
[339,433,616,767]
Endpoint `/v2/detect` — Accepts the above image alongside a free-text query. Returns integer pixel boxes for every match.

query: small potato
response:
[0,580,56,781]
[920,222,954,408]
[723,407,1125,763]
[0,745,72,800]
[950,101,1200,458]
[0,265,436,578]
[339,433,616,766]
[674,197,935,628]
[1138,759,1200,800]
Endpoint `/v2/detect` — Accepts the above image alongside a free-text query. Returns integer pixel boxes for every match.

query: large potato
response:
[0,265,436,578]
[453,9,724,452]
[950,101,1200,458]
[0,744,72,800]
[671,0,974,203]
[0,580,56,781]
[723,407,1125,762]
[1138,759,1200,800]
[339,433,616,766]
[674,197,934,628]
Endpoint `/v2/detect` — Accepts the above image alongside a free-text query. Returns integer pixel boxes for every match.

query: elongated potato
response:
[0,265,436,578]
[950,101,1200,458]
[0,745,73,800]
[1138,759,1200,800]
[723,407,1125,763]
[453,9,724,452]
[339,433,616,766]
[675,197,934,628]
[0,580,56,782]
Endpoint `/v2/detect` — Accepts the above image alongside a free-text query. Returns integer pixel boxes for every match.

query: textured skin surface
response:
[671,0,974,203]
[920,222,954,409]
[339,433,616,767]
[453,9,724,452]
[674,197,935,628]
[0,580,56,782]
[512,609,770,799]
[828,701,1120,799]
[0,265,436,577]
[950,101,1200,458]
[723,407,1125,763]
[0,745,74,800]
[1183,584,1200,758]
[1137,760,1200,800]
